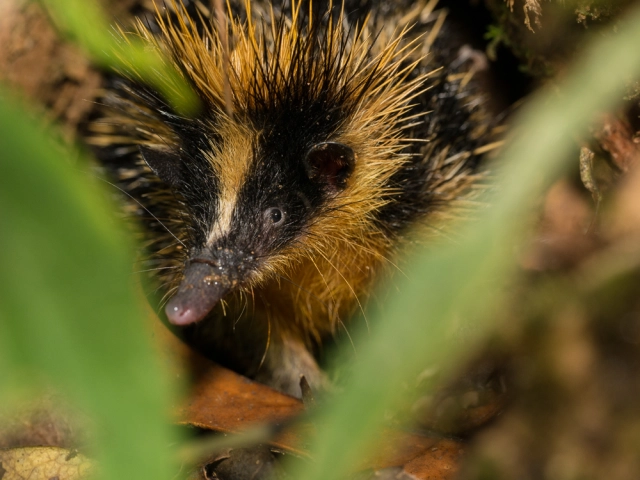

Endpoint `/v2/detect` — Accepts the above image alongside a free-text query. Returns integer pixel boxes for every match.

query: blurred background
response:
[1,0,640,479]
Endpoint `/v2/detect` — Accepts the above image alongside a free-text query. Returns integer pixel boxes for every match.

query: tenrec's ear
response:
[139,145,182,188]
[304,142,355,193]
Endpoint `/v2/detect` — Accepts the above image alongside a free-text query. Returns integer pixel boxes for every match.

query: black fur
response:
[376,27,490,234]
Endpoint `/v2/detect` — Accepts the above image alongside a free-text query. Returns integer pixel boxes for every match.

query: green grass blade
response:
[0,91,178,480]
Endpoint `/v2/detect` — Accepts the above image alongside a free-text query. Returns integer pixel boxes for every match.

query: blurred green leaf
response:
[292,2,640,479]
[39,0,199,115]
[0,90,178,480]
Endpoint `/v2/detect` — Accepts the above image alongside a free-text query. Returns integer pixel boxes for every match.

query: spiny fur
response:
[89,0,495,392]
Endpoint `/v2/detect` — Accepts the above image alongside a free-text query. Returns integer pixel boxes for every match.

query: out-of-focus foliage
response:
[0,91,178,478]
[0,0,201,476]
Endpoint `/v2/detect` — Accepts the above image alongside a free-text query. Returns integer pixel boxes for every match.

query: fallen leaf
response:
[149,299,467,476]
[402,439,464,480]
[0,447,93,480]
[592,112,640,173]
[364,431,450,471]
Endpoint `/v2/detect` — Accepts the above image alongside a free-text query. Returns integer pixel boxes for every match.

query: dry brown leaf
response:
[0,447,93,480]
[146,303,305,452]
[177,364,305,453]
[364,432,461,472]
[149,307,467,474]
[592,113,640,174]
[402,439,465,480]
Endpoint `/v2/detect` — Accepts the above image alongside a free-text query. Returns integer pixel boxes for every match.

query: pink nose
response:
[165,303,201,326]
[163,262,232,326]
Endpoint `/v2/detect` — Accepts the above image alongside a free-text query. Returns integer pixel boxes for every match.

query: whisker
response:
[159,284,179,307]
[336,317,358,356]
[233,291,248,328]
[314,248,370,334]
[258,291,272,372]
[132,266,179,274]
[271,272,334,314]
[89,172,188,249]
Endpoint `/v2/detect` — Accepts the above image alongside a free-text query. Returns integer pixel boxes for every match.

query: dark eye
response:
[265,207,284,225]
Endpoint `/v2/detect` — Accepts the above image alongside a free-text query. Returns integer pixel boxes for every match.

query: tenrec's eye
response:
[266,207,284,225]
